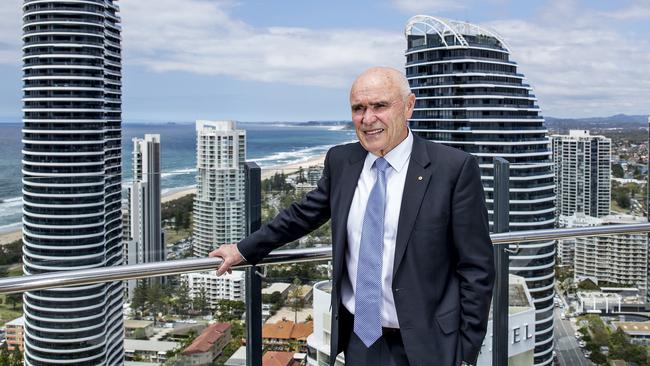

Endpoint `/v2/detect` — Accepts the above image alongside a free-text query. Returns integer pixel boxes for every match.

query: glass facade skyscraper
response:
[22,0,124,364]
[404,16,556,365]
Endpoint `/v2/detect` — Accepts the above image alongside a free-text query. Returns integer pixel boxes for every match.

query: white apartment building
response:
[570,213,648,297]
[125,134,164,298]
[552,130,611,219]
[306,277,536,366]
[193,121,246,257]
[182,270,245,307]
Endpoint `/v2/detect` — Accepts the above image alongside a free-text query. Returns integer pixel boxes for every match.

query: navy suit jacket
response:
[238,134,495,365]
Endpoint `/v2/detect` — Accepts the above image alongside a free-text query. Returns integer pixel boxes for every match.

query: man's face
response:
[350,71,415,156]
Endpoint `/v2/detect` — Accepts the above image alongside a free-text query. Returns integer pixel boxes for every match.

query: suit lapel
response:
[393,135,432,277]
[333,143,366,287]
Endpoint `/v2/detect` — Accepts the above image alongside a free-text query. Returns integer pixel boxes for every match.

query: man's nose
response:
[362,107,376,124]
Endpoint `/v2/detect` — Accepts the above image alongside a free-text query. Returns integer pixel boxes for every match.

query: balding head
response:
[349,67,416,156]
[351,67,412,103]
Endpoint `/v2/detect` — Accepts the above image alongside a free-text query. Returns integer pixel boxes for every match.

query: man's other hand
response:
[209,244,244,276]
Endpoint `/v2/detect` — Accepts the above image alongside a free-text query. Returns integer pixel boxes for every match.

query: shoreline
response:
[0,154,327,245]
[260,154,326,180]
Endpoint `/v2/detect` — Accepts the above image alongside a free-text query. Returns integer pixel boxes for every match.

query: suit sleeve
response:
[451,155,495,364]
[237,151,332,265]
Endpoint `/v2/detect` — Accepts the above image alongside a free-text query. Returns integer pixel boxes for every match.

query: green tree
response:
[612,163,624,178]
[147,284,165,323]
[174,279,192,316]
[262,291,284,312]
[608,328,627,359]
[214,300,246,322]
[0,240,23,266]
[577,279,600,291]
[296,167,307,184]
[192,285,209,315]
[589,351,606,365]
[6,293,22,310]
[0,345,11,366]
[289,277,305,323]
[131,281,148,316]
[10,347,22,366]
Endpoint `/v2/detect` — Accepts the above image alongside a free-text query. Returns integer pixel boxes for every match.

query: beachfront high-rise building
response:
[21,1,124,364]
[404,16,556,365]
[552,130,611,219]
[193,121,246,257]
[570,213,648,298]
[125,134,163,298]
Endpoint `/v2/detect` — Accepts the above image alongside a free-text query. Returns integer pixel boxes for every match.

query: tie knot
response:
[374,157,390,173]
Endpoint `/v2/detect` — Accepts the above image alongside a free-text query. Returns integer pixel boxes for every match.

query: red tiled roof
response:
[182,322,232,354]
[291,321,313,340]
[262,351,294,366]
[262,320,313,341]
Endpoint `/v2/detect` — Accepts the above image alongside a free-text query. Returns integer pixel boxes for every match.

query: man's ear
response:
[405,93,416,118]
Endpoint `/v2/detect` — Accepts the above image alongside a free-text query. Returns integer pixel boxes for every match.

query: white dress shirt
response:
[341,130,413,328]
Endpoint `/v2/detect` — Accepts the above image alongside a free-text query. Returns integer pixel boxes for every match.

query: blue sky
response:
[1,0,649,122]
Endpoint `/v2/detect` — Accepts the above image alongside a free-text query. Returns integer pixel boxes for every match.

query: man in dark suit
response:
[211,67,495,366]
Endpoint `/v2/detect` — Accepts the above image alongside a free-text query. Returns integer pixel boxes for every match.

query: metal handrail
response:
[2,223,650,294]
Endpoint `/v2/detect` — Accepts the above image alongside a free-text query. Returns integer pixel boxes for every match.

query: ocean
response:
[0,122,357,232]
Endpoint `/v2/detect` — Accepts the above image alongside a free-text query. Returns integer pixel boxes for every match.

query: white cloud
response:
[120,0,403,88]
[391,0,465,13]
[0,0,648,117]
[0,0,23,65]
[602,0,650,20]
[486,4,650,117]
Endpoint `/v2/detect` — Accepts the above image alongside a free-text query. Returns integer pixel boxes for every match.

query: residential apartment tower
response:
[404,16,556,365]
[193,121,246,257]
[125,134,163,298]
[552,130,611,219]
[22,0,124,364]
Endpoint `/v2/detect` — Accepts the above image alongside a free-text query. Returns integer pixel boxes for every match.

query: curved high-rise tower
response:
[404,16,556,365]
[22,1,124,365]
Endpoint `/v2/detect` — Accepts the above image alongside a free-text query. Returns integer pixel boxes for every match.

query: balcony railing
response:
[2,223,650,365]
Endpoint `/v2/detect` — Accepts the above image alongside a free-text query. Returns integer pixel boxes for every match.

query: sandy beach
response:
[260,154,326,180]
[161,187,197,203]
[0,229,21,246]
[161,154,326,201]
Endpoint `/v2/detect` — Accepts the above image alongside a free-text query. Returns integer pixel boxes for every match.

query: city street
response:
[554,307,593,366]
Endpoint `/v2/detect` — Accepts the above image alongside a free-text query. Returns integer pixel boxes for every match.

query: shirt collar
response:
[366,129,413,173]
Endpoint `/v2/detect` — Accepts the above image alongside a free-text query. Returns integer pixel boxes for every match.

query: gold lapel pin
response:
[418,176,423,181]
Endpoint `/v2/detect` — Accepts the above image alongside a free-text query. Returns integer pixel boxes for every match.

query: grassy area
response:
[611,199,626,213]
[0,295,23,326]
[7,263,22,277]
[164,228,191,245]
[0,263,25,326]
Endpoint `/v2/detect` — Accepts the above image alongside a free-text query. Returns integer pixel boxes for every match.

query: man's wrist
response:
[234,243,248,263]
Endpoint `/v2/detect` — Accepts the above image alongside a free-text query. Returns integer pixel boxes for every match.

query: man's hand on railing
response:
[209,244,245,276]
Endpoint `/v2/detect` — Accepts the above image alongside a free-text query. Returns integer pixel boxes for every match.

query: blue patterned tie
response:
[354,157,390,347]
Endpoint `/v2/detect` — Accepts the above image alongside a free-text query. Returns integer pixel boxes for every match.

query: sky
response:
[1,0,649,122]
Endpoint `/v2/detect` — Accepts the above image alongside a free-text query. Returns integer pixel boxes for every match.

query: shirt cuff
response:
[235,243,248,263]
